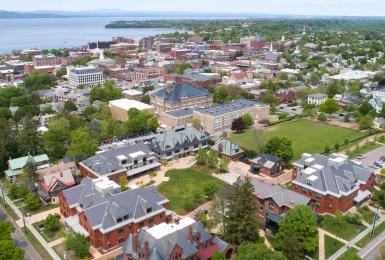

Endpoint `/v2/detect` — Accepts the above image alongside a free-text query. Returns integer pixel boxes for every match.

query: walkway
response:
[16,207,60,227]
[359,228,385,259]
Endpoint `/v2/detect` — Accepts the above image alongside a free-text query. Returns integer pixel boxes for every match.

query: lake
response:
[0,16,184,54]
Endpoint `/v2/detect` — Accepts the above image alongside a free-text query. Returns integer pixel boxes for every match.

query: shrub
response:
[24,193,41,212]
[318,113,327,121]
[44,214,61,232]
[347,213,362,225]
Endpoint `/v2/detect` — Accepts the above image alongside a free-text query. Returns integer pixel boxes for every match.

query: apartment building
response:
[67,65,104,88]
[150,83,213,114]
[33,55,61,67]
[291,153,376,214]
[193,99,270,137]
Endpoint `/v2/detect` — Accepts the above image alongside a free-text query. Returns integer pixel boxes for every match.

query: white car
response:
[357,154,366,160]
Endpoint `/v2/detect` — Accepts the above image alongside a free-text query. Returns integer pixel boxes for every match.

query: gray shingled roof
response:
[62,177,168,233]
[151,83,211,103]
[81,144,155,177]
[165,108,194,118]
[195,99,266,116]
[250,154,283,169]
[211,140,244,157]
[251,179,310,207]
[293,153,373,196]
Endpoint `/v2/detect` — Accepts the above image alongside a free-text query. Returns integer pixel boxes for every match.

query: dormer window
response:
[147,207,152,213]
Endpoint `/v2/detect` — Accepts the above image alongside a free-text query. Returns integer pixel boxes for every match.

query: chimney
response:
[188,226,193,243]
[218,143,224,153]
[133,234,139,253]
[144,241,149,259]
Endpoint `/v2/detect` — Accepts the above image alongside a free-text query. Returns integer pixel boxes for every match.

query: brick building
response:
[59,177,172,253]
[249,154,286,177]
[291,153,376,214]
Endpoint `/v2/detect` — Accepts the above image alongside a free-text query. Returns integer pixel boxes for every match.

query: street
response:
[0,205,43,260]
[356,145,385,169]
[359,229,385,259]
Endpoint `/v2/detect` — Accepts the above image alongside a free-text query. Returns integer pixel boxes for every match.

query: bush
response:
[318,113,327,121]
[8,183,29,200]
[347,213,362,225]
[44,214,61,232]
[65,230,90,258]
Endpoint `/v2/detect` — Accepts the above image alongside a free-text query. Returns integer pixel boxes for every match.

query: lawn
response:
[24,230,53,260]
[228,119,368,160]
[325,235,344,258]
[320,215,366,241]
[158,167,226,214]
[33,221,65,242]
[357,206,375,224]
[346,142,382,159]
[336,248,359,260]
[356,220,385,248]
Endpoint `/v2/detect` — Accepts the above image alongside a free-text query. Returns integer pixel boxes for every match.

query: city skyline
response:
[2,0,385,17]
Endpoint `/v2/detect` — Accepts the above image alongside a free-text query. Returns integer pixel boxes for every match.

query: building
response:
[109,99,154,121]
[122,89,143,100]
[79,144,161,183]
[249,154,286,177]
[165,70,221,88]
[36,161,77,204]
[67,66,104,88]
[148,125,210,161]
[193,99,270,137]
[88,50,116,68]
[291,153,376,214]
[251,179,310,232]
[150,83,213,114]
[59,177,171,252]
[120,217,234,260]
[159,108,194,128]
[5,154,50,182]
[33,55,61,67]
[211,140,244,161]
[307,93,327,106]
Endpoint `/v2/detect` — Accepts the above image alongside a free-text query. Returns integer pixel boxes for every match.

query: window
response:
[134,160,138,165]
[175,149,180,153]
[143,157,147,162]
[316,193,322,198]
[329,204,332,209]
[269,203,275,211]
[121,159,127,165]
[315,201,321,207]
[194,144,198,148]
[106,233,110,239]
[166,152,172,156]
[184,147,189,151]
[147,207,152,213]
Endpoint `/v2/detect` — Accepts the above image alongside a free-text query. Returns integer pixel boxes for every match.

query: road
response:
[357,145,385,168]
[359,229,385,259]
[0,205,43,260]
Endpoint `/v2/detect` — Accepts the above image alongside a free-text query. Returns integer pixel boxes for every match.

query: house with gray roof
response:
[120,217,234,260]
[148,125,210,161]
[291,153,375,214]
[249,154,286,176]
[211,140,244,161]
[59,177,172,253]
[79,144,160,183]
[150,83,213,114]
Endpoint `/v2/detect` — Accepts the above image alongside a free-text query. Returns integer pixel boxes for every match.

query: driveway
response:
[357,145,385,169]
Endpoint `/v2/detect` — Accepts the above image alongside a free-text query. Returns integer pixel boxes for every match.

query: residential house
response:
[79,144,161,183]
[193,99,269,137]
[211,140,244,161]
[291,153,376,214]
[307,93,327,106]
[5,154,50,182]
[249,154,286,177]
[119,217,234,260]
[148,125,210,161]
[60,177,171,253]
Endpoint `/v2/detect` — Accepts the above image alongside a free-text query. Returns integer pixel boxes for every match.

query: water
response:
[0,17,184,54]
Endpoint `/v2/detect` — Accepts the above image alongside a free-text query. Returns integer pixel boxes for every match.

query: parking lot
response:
[277,104,303,115]
[356,145,385,169]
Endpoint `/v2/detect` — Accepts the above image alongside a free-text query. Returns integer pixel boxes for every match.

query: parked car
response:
[357,154,366,160]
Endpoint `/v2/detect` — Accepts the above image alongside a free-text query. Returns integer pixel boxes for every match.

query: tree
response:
[170,64,192,74]
[212,252,226,260]
[90,80,122,102]
[140,95,150,104]
[324,146,330,154]
[218,157,230,173]
[276,205,318,258]
[231,117,246,133]
[17,118,42,156]
[242,113,254,128]
[8,183,29,200]
[318,112,327,121]
[192,117,201,129]
[206,150,218,168]
[44,214,61,232]
[63,101,77,112]
[23,160,37,183]
[224,177,260,245]
[126,108,158,134]
[197,149,208,165]
[359,115,374,129]
[24,71,56,91]
[24,193,41,212]
[119,175,128,192]
[0,118,17,173]
[66,129,98,161]
[260,90,277,106]
[359,101,376,116]
[203,182,219,199]
[380,103,385,118]
[43,118,71,162]
[264,137,294,163]
[65,230,90,258]
[235,243,286,260]
[320,98,339,115]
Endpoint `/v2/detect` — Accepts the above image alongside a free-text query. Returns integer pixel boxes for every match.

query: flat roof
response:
[195,99,266,116]
[146,217,196,239]
[109,99,153,111]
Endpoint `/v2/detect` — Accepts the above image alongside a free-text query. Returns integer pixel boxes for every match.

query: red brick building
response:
[291,153,376,214]
[59,177,172,253]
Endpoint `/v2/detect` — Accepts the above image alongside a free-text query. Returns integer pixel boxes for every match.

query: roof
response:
[151,83,211,104]
[251,179,310,208]
[250,154,283,169]
[293,153,373,197]
[308,93,327,98]
[81,144,156,177]
[8,154,49,170]
[41,170,76,192]
[62,177,168,233]
[165,108,194,118]
[212,140,244,157]
[195,99,267,117]
[149,125,209,152]
[109,99,153,111]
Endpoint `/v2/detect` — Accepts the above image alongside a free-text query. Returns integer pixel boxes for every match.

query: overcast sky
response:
[2,0,385,17]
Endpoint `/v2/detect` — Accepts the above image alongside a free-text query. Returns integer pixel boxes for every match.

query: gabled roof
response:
[151,83,211,103]
[212,140,244,157]
[41,170,76,192]
[250,154,283,169]
[8,154,49,170]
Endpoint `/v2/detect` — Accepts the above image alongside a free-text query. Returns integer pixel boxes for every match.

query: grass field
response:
[325,235,344,258]
[158,167,226,214]
[32,221,65,242]
[229,119,368,160]
[336,248,359,260]
[320,215,366,241]
[356,221,385,248]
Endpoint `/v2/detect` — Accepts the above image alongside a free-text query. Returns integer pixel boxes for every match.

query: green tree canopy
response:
[319,98,340,115]
[264,137,294,163]
[66,129,98,161]
[235,243,286,260]
[242,113,254,128]
[65,230,90,258]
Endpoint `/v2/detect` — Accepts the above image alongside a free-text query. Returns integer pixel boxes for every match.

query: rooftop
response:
[195,99,267,116]
[109,99,153,111]
[151,83,212,104]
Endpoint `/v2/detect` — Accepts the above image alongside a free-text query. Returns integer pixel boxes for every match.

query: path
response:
[0,204,43,260]
[319,228,326,260]
[359,228,385,259]
[16,207,60,227]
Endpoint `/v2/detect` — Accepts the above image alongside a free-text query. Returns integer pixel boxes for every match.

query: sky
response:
[2,0,385,17]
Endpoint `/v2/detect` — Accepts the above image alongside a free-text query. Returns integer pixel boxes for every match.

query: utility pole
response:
[370,207,379,238]
[0,181,6,207]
